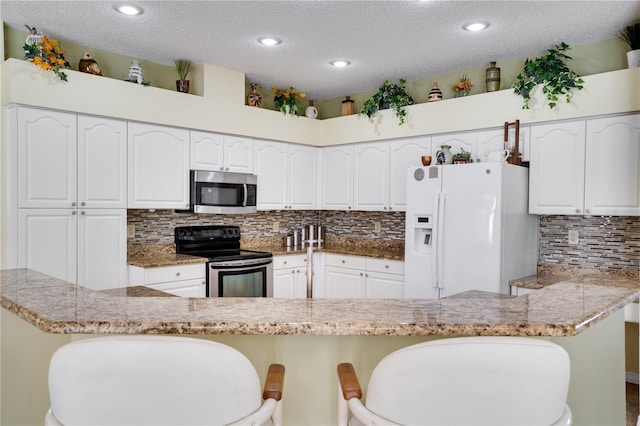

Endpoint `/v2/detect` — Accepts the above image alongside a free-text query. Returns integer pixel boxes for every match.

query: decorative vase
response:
[454,90,470,98]
[427,82,443,102]
[436,145,453,165]
[247,83,262,107]
[485,61,501,92]
[341,96,356,116]
[176,79,190,93]
[626,50,640,68]
[305,100,318,119]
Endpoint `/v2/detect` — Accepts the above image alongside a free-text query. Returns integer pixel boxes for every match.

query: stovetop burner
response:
[175,225,272,262]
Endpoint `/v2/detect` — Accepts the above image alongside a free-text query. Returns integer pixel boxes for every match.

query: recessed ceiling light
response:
[463,22,489,32]
[330,60,351,68]
[258,37,281,46]
[114,3,143,15]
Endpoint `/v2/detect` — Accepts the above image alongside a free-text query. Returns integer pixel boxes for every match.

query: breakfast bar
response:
[1,268,638,425]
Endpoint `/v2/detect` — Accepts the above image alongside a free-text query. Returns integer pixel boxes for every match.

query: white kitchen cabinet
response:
[389,136,432,210]
[18,208,127,290]
[323,254,404,299]
[476,126,530,163]
[190,131,254,173]
[255,141,318,210]
[128,123,190,209]
[354,142,389,210]
[77,115,127,208]
[18,107,77,208]
[529,120,586,215]
[18,108,127,209]
[584,114,640,216]
[128,263,206,297]
[432,132,476,162]
[530,115,639,216]
[321,145,354,210]
[273,255,308,298]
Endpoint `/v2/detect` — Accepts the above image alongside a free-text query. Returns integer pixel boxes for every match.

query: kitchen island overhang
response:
[1,268,638,426]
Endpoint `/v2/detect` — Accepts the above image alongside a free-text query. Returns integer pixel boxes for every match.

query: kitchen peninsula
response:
[2,268,638,425]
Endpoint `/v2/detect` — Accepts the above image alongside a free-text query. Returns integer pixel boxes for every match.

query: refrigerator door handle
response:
[432,192,440,289]
[436,192,447,289]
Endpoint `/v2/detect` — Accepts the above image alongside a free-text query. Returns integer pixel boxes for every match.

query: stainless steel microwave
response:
[191,170,257,214]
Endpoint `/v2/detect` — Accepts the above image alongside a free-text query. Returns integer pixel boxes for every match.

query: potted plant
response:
[272,86,306,116]
[619,22,640,68]
[360,79,414,126]
[174,59,191,93]
[512,42,584,109]
[453,147,471,164]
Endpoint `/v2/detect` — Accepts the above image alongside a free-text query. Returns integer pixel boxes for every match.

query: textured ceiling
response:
[2,0,639,100]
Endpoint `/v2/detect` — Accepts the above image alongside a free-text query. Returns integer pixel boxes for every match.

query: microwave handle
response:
[243,184,248,207]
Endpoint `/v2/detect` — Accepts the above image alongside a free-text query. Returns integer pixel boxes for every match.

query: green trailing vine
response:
[360,79,414,126]
[512,42,584,109]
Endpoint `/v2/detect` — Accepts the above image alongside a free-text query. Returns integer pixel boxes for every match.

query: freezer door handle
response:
[436,192,446,289]
[432,192,440,289]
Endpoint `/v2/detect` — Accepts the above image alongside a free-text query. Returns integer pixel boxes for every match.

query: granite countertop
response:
[127,237,405,268]
[2,268,638,337]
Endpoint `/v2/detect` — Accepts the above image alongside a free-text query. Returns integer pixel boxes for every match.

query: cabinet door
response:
[289,145,318,210]
[190,130,224,171]
[147,279,206,297]
[389,136,432,210]
[128,123,190,209]
[18,107,77,208]
[354,142,389,211]
[78,116,127,208]
[224,136,254,173]
[585,115,640,216]
[273,267,297,298]
[476,127,530,163]
[325,266,365,298]
[293,268,308,298]
[322,145,353,210]
[254,140,288,210]
[18,209,77,282]
[432,132,476,162]
[77,209,127,290]
[529,121,586,214]
[365,272,404,298]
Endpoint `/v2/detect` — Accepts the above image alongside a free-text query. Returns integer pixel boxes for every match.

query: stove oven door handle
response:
[209,258,272,268]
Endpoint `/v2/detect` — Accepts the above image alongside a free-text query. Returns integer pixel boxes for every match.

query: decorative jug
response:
[436,145,453,165]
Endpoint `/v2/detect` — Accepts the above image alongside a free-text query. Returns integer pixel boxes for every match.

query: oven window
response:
[198,183,242,206]
[219,269,266,297]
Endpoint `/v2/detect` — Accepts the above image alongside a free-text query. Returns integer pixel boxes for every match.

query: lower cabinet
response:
[18,208,127,290]
[324,254,404,299]
[128,263,206,297]
[273,255,308,298]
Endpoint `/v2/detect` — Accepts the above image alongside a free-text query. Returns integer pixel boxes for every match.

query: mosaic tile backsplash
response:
[128,211,639,272]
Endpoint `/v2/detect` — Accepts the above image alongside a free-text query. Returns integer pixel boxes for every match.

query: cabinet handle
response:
[81,202,86,206]
[348,206,352,210]
[176,272,181,277]
[283,261,287,265]
[225,167,229,171]
[71,202,76,207]
[342,260,346,264]
[291,270,295,274]
[71,211,77,215]
[220,167,224,171]
[585,209,590,214]
[360,272,364,276]
[80,211,85,215]
[575,209,581,214]
[385,265,389,269]
[388,206,392,210]
[365,273,369,277]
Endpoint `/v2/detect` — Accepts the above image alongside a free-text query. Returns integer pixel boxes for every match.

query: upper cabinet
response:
[18,107,77,208]
[389,137,432,210]
[17,107,127,209]
[321,145,354,210]
[128,123,190,210]
[254,140,318,210]
[190,130,253,173]
[529,114,639,216]
[354,142,389,210]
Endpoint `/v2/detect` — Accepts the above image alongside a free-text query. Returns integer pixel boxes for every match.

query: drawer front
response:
[273,254,307,270]
[365,258,404,275]
[147,278,206,296]
[325,253,366,269]
[144,263,205,284]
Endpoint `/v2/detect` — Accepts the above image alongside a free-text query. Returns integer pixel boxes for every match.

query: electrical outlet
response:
[273,221,279,232]
[568,230,579,245]
[374,221,381,233]
[127,224,135,238]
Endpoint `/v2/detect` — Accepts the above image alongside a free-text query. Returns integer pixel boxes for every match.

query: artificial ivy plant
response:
[360,79,414,125]
[512,42,584,109]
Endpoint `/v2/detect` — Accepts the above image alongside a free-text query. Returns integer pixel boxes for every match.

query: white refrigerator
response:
[404,163,537,299]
